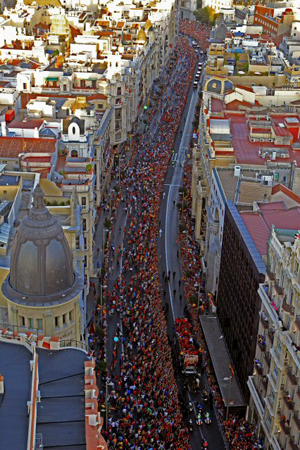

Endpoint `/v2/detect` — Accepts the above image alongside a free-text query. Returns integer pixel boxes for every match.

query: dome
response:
[136,28,147,43]
[2,185,82,306]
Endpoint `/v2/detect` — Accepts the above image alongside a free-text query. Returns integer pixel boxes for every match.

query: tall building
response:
[217,200,300,398]
[247,227,300,450]
[1,184,84,341]
[216,201,266,399]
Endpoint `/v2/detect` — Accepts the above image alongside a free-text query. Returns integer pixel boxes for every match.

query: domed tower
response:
[2,185,83,340]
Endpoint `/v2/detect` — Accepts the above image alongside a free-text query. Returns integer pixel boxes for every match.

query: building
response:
[216,201,266,399]
[253,5,297,38]
[0,329,107,449]
[217,200,300,398]
[247,226,300,450]
[203,0,233,14]
[1,184,84,341]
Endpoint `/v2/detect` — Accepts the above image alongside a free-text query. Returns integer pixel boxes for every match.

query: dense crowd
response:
[177,96,263,450]
[88,34,199,450]
[179,19,211,51]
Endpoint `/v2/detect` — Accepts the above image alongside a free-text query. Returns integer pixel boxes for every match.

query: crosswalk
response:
[171,152,186,166]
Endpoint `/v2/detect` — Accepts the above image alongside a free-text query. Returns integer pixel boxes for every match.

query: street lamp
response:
[194,282,201,309]
[99,284,107,327]
[224,376,233,420]
[105,380,114,428]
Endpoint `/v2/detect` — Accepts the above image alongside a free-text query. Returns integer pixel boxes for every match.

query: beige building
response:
[247,227,300,450]
[1,184,84,342]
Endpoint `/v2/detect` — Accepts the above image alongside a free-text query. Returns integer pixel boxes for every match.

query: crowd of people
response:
[177,86,263,450]
[179,19,211,51]
[88,34,199,450]
[88,18,263,450]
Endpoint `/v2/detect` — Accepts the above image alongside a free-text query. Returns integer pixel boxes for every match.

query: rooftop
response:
[200,315,246,409]
[36,347,88,450]
[0,137,56,158]
[0,341,31,449]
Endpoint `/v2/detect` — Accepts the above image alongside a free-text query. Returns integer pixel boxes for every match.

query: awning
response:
[46,77,59,82]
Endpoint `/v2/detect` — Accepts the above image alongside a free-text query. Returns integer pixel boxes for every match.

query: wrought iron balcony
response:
[283,392,294,411]
[260,312,269,329]
[258,335,266,352]
[264,351,271,367]
[280,418,291,434]
[287,367,298,386]
[282,300,295,314]
[293,411,300,430]
[254,359,263,375]
[290,436,300,450]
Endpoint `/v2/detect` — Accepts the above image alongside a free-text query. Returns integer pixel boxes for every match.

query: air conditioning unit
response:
[268,139,273,142]
[250,137,256,142]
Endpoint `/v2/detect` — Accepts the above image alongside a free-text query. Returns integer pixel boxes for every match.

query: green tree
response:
[195,6,218,25]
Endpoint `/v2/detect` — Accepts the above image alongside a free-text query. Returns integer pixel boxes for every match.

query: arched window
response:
[72,125,77,135]
[71,150,78,157]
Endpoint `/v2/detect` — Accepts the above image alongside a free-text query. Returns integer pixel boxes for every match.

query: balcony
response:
[260,313,269,329]
[294,411,300,430]
[280,418,291,434]
[258,335,266,352]
[283,392,294,410]
[268,328,275,343]
[259,285,279,326]
[264,351,271,367]
[290,436,300,450]
[282,300,295,314]
[254,359,263,375]
[287,367,298,386]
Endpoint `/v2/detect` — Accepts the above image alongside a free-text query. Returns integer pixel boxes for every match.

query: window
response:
[69,310,73,322]
[98,103,103,109]
[82,197,86,206]
[115,132,122,142]
[72,125,77,135]
[37,318,43,330]
[63,313,67,325]
[55,316,59,328]
[83,218,87,232]
[76,235,80,250]
[28,318,34,329]
[117,86,122,95]
[20,316,25,327]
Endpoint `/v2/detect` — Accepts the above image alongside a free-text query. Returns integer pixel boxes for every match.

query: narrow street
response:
[89,34,225,450]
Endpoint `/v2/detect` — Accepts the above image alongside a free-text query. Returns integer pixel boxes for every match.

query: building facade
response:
[217,201,266,399]
[248,227,300,450]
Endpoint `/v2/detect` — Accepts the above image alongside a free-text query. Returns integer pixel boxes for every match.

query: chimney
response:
[1,121,7,137]
[0,374,4,394]
[33,127,39,138]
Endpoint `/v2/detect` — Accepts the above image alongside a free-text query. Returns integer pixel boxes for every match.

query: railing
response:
[280,418,291,434]
[293,411,300,430]
[264,351,271,367]
[260,314,269,329]
[290,436,300,450]
[60,339,86,351]
[268,328,275,343]
[287,367,298,386]
[283,392,294,411]
[282,300,294,314]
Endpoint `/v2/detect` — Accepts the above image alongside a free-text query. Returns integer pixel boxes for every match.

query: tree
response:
[194,6,218,25]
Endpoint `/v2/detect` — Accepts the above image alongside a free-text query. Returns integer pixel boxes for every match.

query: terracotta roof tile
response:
[0,137,56,158]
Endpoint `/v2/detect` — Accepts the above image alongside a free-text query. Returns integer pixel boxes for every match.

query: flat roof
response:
[37,348,88,450]
[228,113,300,165]
[0,341,32,449]
[200,316,246,408]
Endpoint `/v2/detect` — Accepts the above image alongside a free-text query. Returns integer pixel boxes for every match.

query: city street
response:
[89,34,226,449]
